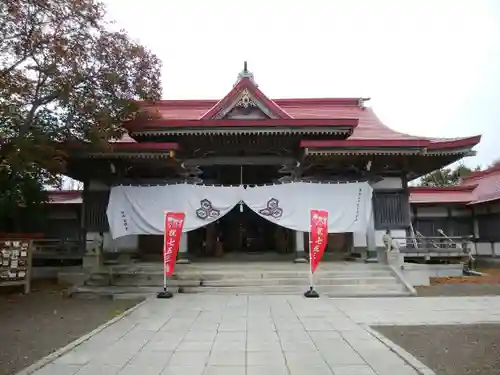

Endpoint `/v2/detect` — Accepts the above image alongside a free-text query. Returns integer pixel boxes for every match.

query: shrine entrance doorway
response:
[188,204,294,258]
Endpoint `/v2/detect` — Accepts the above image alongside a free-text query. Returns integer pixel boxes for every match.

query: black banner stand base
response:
[304,286,320,298]
[157,288,173,299]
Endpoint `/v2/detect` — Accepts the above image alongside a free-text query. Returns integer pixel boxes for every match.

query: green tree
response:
[419,164,481,187]
[0,0,162,232]
[490,158,500,168]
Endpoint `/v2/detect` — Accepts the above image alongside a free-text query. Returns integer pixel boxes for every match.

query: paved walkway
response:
[331,296,500,325]
[30,295,500,375]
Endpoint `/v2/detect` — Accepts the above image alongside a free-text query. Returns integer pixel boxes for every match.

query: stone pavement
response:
[29,295,500,375]
[330,296,500,325]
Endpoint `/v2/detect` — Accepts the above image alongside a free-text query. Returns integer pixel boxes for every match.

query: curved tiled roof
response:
[465,166,500,204]
[126,69,480,154]
[135,97,479,149]
[409,166,500,205]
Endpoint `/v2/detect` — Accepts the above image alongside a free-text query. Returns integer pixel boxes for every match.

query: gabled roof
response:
[129,96,479,151]
[120,65,480,154]
[201,74,291,120]
[409,165,500,205]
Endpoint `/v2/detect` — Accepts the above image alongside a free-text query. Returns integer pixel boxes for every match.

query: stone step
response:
[72,262,412,298]
[89,269,394,280]
[73,284,410,299]
[85,278,201,287]
[180,284,409,295]
[202,277,400,287]
[89,276,401,288]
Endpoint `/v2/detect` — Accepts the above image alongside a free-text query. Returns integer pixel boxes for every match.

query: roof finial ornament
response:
[235,61,257,86]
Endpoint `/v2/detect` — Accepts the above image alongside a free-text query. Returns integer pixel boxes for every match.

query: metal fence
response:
[393,232,473,259]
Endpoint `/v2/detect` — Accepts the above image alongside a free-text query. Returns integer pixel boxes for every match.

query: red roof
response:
[463,165,500,204]
[409,186,476,204]
[201,76,291,119]
[130,82,480,150]
[409,166,500,205]
[47,190,82,204]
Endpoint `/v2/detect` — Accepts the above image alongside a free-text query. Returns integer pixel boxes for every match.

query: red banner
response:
[164,212,185,277]
[309,209,329,274]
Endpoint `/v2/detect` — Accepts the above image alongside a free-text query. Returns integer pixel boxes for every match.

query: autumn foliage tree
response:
[0,0,162,232]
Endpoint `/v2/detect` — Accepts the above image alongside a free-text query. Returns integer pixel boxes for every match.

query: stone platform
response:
[63,261,413,299]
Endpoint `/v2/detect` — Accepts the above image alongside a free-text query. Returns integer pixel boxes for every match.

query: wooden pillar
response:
[294,231,308,263]
[275,226,289,254]
[205,224,216,256]
[366,205,380,262]
[177,232,190,263]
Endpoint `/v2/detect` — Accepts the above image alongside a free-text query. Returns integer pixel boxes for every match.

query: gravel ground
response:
[0,280,141,375]
[374,324,500,375]
[417,283,500,296]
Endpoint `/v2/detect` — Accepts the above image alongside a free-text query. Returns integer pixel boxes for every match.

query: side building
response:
[410,165,500,256]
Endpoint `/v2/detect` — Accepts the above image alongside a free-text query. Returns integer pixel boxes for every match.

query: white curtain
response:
[242,182,372,233]
[106,182,373,239]
[107,184,244,238]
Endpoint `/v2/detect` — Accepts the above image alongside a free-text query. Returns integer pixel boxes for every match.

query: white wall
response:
[87,181,140,252]
[353,229,406,247]
[495,243,500,256]
[414,206,448,218]
[475,242,492,256]
[86,231,139,252]
[353,232,366,247]
[353,177,405,248]
[402,263,463,286]
[472,205,500,257]
[372,177,403,190]
[471,241,500,256]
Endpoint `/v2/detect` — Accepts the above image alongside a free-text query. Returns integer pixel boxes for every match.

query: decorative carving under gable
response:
[223,106,268,119]
[216,88,274,119]
[235,89,258,108]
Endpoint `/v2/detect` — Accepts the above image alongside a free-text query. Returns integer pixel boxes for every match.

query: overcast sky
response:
[103,0,500,168]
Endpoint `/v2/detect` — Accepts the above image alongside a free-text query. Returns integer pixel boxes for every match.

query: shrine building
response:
[63,64,481,264]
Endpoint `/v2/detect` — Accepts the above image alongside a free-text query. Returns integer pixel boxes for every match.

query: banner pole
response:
[304,213,319,298]
[308,229,314,289]
[157,211,173,299]
[163,262,168,293]
[158,251,173,298]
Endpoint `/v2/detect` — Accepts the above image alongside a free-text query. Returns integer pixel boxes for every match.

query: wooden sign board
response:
[0,240,33,294]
